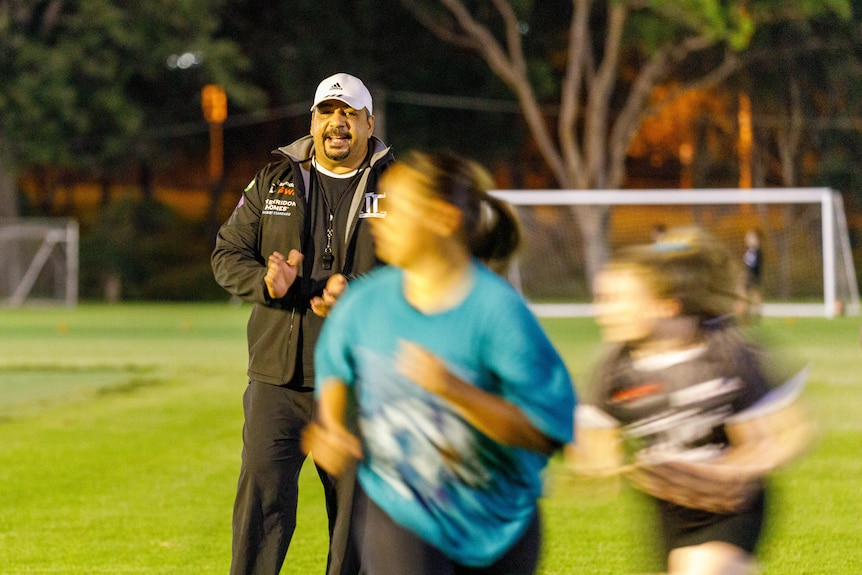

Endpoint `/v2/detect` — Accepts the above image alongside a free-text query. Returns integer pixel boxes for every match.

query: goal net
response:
[0,218,79,307]
[491,188,859,319]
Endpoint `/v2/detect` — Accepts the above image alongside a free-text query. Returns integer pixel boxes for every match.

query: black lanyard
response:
[314,167,359,270]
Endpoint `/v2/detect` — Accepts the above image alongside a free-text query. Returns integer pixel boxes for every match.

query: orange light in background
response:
[201,84,227,123]
[679,141,694,189]
[201,84,227,182]
[628,85,732,189]
[738,92,752,190]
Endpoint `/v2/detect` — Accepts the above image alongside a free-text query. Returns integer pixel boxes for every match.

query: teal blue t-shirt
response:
[315,263,576,567]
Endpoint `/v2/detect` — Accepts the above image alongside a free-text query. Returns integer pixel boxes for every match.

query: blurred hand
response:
[397,340,556,454]
[301,421,362,476]
[627,459,762,514]
[311,274,348,317]
[397,341,453,397]
[264,249,303,299]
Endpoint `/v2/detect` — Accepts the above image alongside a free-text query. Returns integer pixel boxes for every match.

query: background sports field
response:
[0,303,859,574]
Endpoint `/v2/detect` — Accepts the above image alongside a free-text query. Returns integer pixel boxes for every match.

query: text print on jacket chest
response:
[262,180,297,216]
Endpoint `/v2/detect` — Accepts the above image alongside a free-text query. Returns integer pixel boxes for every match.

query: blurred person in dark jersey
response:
[566,227,814,575]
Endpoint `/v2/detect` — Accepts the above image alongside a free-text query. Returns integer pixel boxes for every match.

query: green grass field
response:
[0,303,860,574]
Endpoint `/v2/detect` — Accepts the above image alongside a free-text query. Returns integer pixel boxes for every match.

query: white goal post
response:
[490,188,860,319]
[0,218,79,307]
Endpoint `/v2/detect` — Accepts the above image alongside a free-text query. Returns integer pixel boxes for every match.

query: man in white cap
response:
[212,72,394,575]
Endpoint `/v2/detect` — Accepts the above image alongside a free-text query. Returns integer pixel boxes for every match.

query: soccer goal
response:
[491,188,859,319]
[0,218,79,307]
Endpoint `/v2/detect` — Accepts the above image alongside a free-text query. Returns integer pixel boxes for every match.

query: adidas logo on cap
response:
[311,73,373,114]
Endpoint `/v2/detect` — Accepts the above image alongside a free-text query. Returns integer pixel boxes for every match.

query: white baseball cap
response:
[310,73,373,114]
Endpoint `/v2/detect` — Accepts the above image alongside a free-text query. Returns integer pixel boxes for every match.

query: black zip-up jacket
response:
[211,134,394,386]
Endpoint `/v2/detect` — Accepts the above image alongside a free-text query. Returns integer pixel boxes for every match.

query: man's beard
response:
[324,146,350,162]
[324,132,351,162]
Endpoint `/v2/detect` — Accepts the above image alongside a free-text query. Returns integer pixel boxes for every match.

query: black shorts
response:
[351,486,542,575]
[655,489,767,555]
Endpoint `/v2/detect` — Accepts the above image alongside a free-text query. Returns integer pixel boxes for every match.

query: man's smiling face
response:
[310,101,374,173]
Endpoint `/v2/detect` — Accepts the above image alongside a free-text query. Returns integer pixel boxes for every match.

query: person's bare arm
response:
[397,341,557,455]
[627,389,816,514]
[564,419,627,476]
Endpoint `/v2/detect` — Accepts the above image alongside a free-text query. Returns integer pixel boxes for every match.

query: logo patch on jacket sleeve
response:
[263,180,296,216]
[270,181,295,195]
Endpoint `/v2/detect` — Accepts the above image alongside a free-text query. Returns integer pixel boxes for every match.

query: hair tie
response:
[701,313,736,330]
[653,241,690,252]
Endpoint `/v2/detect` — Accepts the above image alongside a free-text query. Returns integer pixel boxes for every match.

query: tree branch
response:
[583,2,627,188]
[400,0,478,49]
[648,43,742,118]
[41,0,65,35]
[408,0,567,185]
[558,0,589,185]
[607,36,741,189]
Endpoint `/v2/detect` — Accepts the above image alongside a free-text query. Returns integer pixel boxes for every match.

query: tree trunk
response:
[140,161,154,201]
[100,175,112,209]
[0,139,21,302]
[576,205,611,291]
[0,169,18,220]
[0,137,20,219]
[205,176,227,244]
